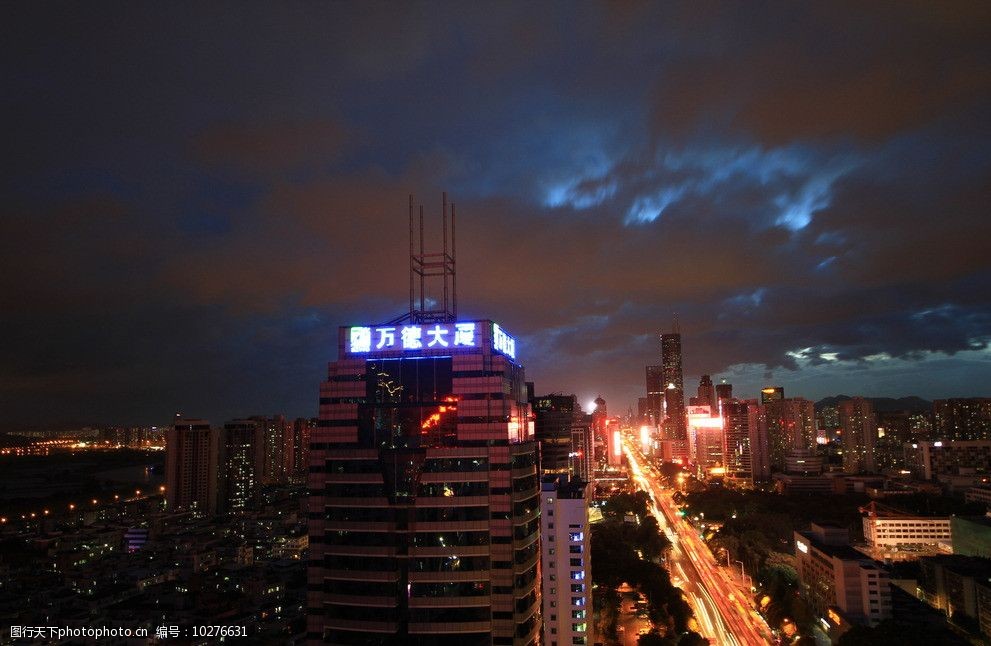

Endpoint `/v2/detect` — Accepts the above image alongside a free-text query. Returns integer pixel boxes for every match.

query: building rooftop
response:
[798,530,875,562]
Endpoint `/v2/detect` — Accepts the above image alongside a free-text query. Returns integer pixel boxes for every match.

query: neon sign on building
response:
[347,320,518,360]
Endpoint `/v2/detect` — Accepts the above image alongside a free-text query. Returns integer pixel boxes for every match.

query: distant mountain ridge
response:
[814,395,932,413]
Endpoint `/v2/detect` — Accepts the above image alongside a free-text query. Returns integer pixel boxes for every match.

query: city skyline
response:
[3,3,991,429]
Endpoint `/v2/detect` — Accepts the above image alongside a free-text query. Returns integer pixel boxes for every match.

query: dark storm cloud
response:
[1,2,990,427]
[648,2,991,144]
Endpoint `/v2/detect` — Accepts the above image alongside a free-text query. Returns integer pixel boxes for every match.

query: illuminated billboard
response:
[346,320,517,360]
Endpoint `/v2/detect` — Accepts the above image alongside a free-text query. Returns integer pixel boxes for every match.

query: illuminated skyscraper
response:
[660,333,686,440]
[687,405,723,474]
[591,395,607,461]
[308,320,540,645]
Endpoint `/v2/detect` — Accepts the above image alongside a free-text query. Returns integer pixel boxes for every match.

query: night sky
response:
[3,3,990,428]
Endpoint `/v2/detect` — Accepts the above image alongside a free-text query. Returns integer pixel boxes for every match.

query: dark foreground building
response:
[307,320,539,645]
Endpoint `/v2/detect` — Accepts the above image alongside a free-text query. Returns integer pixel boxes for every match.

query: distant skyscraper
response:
[933,399,991,441]
[571,414,593,483]
[762,397,816,472]
[645,365,664,426]
[165,418,219,514]
[693,374,716,415]
[309,320,539,645]
[637,397,650,424]
[748,400,771,481]
[541,475,593,646]
[839,397,877,474]
[288,417,314,482]
[661,333,686,440]
[251,415,288,485]
[591,395,607,461]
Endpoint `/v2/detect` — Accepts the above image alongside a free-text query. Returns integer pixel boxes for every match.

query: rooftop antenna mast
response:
[407,192,457,324]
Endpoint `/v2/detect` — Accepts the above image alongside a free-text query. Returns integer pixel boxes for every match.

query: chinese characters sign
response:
[347,321,517,361]
[349,322,478,353]
[492,322,516,359]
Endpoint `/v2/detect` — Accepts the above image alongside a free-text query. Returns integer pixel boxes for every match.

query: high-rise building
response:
[762,397,816,472]
[817,405,841,443]
[540,475,593,646]
[220,419,261,513]
[687,406,723,474]
[661,333,686,440]
[722,399,754,483]
[645,365,663,427]
[251,415,289,485]
[532,394,582,476]
[715,381,732,410]
[839,398,877,474]
[288,417,315,483]
[605,418,623,467]
[308,320,539,645]
[748,400,771,481]
[933,399,991,441]
[165,418,219,515]
[591,396,607,462]
[570,414,593,484]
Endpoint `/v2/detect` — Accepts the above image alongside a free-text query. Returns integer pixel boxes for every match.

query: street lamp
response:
[736,561,753,590]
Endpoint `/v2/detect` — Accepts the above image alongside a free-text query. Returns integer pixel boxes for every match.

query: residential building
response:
[540,475,592,646]
[165,418,219,515]
[839,398,877,474]
[904,440,991,481]
[933,399,991,441]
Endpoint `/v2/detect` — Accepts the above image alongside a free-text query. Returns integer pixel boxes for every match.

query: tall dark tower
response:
[715,381,733,404]
[661,332,686,440]
[696,374,715,413]
[645,365,664,426]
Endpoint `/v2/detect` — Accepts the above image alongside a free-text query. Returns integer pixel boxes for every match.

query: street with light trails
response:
[623,437,773,646]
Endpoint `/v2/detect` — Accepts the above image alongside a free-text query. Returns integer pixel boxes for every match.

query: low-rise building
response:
[951,515,991,558]
[863,515,952,551]
[918,554,991,640]
[794,523,892,642]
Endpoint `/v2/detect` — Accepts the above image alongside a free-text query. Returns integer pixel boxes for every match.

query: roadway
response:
[622,437,773,646]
